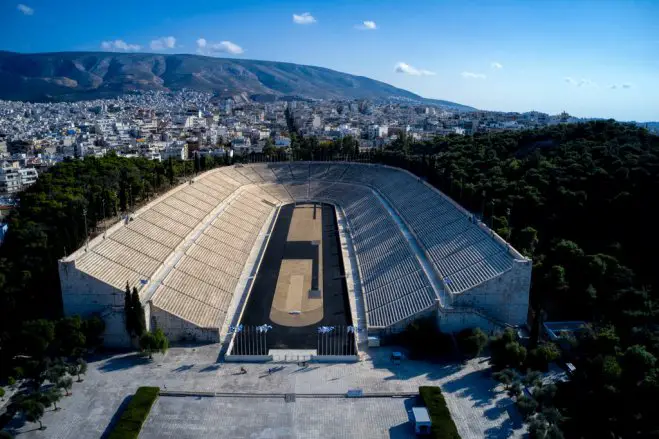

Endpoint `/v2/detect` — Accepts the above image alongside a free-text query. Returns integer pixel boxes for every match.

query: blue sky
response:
[2,0,658,120]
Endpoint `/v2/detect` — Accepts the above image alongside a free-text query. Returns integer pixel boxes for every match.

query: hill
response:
[0,51,474,110]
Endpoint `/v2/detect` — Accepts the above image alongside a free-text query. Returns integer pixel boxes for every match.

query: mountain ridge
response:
[0,51,475,111]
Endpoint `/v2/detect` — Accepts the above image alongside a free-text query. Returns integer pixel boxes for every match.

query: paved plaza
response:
[5,345,525,439]
[141,396,418,439]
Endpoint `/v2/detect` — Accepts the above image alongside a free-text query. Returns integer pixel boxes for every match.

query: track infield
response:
[236,203,353,353]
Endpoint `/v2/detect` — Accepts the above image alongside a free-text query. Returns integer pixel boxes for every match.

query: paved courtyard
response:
[5,345,525,439]
[141,395,417,439]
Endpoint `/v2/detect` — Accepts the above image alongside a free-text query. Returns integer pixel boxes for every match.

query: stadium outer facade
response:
[58,162,532,348]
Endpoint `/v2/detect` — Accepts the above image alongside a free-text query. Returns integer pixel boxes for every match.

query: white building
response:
[161,142,188,160]
[367,124,388,139]
[0,163,38,194]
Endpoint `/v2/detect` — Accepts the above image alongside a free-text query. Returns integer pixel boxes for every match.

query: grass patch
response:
[419,386,461,439]
[107,386,159,439]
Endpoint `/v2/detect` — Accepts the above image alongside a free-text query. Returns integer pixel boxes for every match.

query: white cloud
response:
[293,12,316,25]
[355,20,377,30]
[490,62,503,70]
[196,39,244,55]
[150,36,176,51]
[394,62,435,76]
[461,71,486,79]
[17,4,34,15]
[578,78,597,87]
[564,77,598,87]
[100,40,141,52]
[609,83,633,90]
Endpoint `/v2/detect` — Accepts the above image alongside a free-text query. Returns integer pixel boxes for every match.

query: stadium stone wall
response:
[150,305,220,343]
[58,260,133,347]
[448,259,532,328]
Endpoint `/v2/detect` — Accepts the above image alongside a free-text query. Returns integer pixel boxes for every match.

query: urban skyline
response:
[2,0,657,121]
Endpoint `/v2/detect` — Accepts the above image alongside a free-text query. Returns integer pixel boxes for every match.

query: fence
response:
[229,326,270,356]
[228,325,358,357]
[316,325,358,356]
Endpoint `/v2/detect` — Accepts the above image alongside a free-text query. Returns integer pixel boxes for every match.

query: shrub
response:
[527,343,561,372]
[0,388,5,399]
[139,329,169,359]
[107,387,159,439]
[456,327,488,357]
[516,395,539,420]
[490,329,527,370]
[419,386,461,439]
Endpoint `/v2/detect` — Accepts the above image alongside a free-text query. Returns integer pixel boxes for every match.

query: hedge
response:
[419,386,461,439]
[107,387,159,439]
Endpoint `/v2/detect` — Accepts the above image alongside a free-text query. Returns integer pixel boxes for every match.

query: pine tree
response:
[166,157,174,185]
[131,287,146,337]
[124,282,134,336]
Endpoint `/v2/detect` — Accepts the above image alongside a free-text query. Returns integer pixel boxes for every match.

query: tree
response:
[516,226,539,257]
[547,265,569,292]
[528,343,561,372]
[0,430,14,439]
[70,358,87,382]
[601,355,622,383]
[21,398,46,430]
[533,383,557,410]
[262,138,275,157]
[622,344,657,384]
[39,388,62,411]
[522,370,544,388]
[20,320,55,359]
[54,316,86,358]
[490,328,523,369]
[490,329,527,370]
[57,376,73,396]
[492,368,520,391]
[517,395,539,420]
[166,157,175,185]
[81,315,105,349]
[44,361,67,385]
[139,329,169,359]
[131,287,145,337]
[457,327,488,357]
[124,282,133,336]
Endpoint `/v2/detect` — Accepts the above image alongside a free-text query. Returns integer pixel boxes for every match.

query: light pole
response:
[82,207,88,249]
[101,198,106,238]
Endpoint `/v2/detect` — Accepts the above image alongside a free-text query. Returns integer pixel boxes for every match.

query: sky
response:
[1,0,658,121]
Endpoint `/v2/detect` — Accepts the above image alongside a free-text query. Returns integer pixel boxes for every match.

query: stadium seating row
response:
[250,163,517,295]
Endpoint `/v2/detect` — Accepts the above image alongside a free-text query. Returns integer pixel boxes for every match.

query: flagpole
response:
[248,326,252,355]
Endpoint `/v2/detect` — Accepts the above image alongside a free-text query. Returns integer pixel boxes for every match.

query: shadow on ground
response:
[172,364,195,373]
[485,417,519,439]
[370,350,462,383]
[100,395,133,439]
[97,354,151,373]
[442,369,498,408]
[388,397,419,439]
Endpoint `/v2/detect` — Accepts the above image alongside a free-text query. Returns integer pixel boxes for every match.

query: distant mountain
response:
[0,51,474,111]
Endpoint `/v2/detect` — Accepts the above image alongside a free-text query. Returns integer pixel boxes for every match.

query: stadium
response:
[59,162,531,357]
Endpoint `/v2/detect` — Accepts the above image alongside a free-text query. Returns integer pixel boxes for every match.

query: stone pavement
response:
[140,396,418,439]
[5,345,525,439]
